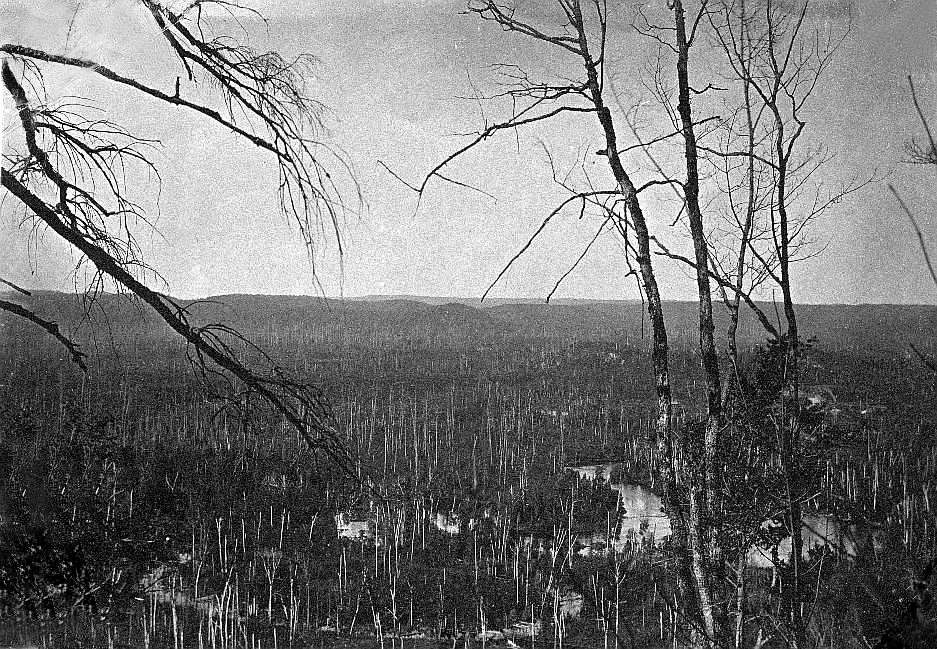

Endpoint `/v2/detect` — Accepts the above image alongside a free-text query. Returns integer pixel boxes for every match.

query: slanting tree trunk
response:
[1,0,358,472]
[575,27,673,455]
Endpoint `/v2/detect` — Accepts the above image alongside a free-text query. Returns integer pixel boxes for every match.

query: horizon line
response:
[4,289,937,309]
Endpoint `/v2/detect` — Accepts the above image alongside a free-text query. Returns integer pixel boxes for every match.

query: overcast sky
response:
[2,0,936,303]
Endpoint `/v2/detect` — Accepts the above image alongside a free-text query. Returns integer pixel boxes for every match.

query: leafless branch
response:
[395,103,595,210]
[0,277,31,295]
[651,236,779,338]
[546,214,612,302]
[2,3,359,473]
[480,188,618,301]
[0,298,87,370]
[890,184,937,290]
[905,76,937,165]
[467,1,585,55]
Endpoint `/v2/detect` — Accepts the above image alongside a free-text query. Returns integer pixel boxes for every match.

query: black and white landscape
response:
[1,1,936,648]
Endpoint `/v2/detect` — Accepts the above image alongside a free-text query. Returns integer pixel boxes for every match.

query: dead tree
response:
[628,2,747,641]
[387,1,755,643]
[389,0,674,464]
[708,1,865,645]
[626,1,866,644]
[2,1,357,471]
[706,0,776,391]
[894,75,937,291]
[667,3,724,641]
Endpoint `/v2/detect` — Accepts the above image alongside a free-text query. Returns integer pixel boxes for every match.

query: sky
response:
[1,0,936,304]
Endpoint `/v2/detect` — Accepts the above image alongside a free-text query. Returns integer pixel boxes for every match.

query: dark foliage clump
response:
[0,404,178,617]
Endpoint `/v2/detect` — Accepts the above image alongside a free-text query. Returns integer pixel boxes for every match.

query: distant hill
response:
[2,291,936,358]
[351,294,634,306]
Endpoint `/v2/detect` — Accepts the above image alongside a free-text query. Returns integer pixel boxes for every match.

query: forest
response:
[2,1,936,648]
[2,294,936,648]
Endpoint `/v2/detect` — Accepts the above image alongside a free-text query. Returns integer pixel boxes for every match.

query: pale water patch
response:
[335,513,374,540]
[746,513,879,568]
[564,461,621,482]
[433,511,461,535]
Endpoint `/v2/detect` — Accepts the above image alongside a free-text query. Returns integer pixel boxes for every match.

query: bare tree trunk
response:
[734,557,746,649]
[423,1,686,639]
[573,8,673,455]
[774,112,805,649]
[725,0,758,405]
[673,0,723,429]
[574,12,712,644]
[708,0,858,642]
[673,2,722,643]
[763,5,805,637]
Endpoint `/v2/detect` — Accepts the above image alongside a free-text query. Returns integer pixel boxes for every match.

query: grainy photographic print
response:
[0,1,935,648]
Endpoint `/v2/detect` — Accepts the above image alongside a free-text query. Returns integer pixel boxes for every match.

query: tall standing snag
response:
[667,3,723,640]
[397,0,674,474]
[707,1,864,644]
[388,0,755,641]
